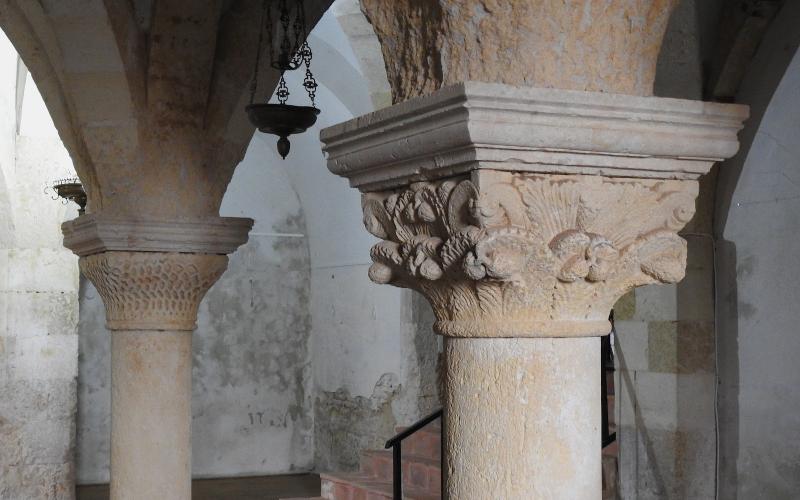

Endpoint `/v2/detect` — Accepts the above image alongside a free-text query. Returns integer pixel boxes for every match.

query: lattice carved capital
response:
[363,172,698,338]
[80,252,228,331]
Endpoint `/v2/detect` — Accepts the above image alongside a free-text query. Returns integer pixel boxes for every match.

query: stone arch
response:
[331,0,391,109]
[0,0,142,211]
[0,28,81,497]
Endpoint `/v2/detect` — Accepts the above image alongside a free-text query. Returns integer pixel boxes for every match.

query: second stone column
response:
[62,217,252,500]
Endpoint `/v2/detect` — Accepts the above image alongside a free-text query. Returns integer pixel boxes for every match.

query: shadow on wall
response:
[714,239,739,499]
[713,2,800,498]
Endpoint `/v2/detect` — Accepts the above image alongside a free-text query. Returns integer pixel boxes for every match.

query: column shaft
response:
[443,337,601,499]
[110,330,192,500]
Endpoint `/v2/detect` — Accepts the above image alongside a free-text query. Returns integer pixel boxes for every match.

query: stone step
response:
[607,394,616,427]
[320,472,440,500]
[360,449,441,494]
[602,453,618,500]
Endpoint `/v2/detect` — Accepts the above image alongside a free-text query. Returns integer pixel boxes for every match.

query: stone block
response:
[613,291,636,320]
[614,320,649,372]
[648,321,714,374]
[11,334,78,380]
[620,427,715,500]
[675,236,715,322]
[0,463,75,500]
[0,379,76,420]
[51,15,125,73]
[0,249,9,288]
[634,283,678,322]
[6,249,78,293]
[0,291,8,337]
[632,372,715,432]
[616,423,638,500]
[615,370,637,432]
[6,292,79,339]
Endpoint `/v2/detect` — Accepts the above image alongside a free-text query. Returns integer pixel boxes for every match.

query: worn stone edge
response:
[61,214,254,257]
[321,81,749,190]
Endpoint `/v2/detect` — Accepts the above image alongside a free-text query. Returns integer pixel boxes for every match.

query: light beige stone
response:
[322,82,747,498]
[60,217,251,500]
[362,171,701,338]
[444,337,600,499]
[110,329,192,500]
[80,252,229,331]
[360,0,680,102]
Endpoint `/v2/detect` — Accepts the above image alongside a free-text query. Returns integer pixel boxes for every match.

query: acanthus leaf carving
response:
[362,173,697,338]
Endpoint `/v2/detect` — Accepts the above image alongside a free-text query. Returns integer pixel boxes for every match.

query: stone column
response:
[321,83,747,499]
[61,216,252,500]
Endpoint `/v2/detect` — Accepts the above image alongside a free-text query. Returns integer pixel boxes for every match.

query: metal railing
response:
[601,332,617,448]
[384,409,443,500]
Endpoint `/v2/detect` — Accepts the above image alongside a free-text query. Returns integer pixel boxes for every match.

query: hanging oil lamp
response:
[45,177,87,215]
[246,0,319,159]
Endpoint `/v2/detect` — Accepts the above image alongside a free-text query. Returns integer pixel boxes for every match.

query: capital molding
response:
[62,214,254,257]
[322,82,748,191]
[321,83,748,338]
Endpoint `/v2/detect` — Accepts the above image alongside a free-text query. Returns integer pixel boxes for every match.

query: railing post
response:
[393,443,402,500]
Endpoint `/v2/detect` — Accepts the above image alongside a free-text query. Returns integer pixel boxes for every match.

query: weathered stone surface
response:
[362,172,700,338]
[61,217,251,496]
[79,252,229,331]
[360,0,680,102]
[110,329,192,500]
[444,337,600,498]
[62,215,253,256]
[0,379,77,499]
[0,0,333,218]
[323,83,748,191]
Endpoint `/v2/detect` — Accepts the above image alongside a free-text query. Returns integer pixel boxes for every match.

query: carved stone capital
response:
[62,215,252,331]
[363,171,697,337]
[322,83,748,338]
[80,252,228,331]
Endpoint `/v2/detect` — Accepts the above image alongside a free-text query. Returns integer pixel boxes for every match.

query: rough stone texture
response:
[360,0,679,102]
[444,337,599,499]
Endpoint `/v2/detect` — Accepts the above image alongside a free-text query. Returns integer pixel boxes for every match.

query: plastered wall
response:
[715,3,800,496]
[0,30,81,499]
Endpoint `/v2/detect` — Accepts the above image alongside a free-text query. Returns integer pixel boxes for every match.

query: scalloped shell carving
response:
[80,252,229,331]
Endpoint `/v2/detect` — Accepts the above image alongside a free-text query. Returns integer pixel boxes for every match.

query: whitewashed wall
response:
[0,30,81,499]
